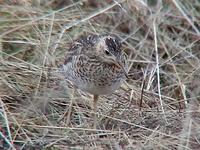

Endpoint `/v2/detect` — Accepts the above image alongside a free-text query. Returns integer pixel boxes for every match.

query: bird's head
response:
[96,35,128,78]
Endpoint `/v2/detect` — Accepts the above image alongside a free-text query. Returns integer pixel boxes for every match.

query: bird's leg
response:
[66,88,75,126]
[93,95,99,129]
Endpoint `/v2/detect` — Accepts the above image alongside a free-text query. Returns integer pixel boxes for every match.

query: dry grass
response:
[0,0,200,149]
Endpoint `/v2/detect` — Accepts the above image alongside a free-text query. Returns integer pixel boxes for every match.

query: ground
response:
[0,0,200,149]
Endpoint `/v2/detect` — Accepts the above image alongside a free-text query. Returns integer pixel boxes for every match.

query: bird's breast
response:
[61,59,126,95]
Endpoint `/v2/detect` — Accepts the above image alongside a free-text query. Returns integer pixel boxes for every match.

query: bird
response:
[60,34,128,128]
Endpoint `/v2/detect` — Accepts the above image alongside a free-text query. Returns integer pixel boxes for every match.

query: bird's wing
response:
[64,34,99,64]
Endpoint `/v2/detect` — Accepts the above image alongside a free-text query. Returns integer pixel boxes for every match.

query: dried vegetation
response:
[0,0,200,149]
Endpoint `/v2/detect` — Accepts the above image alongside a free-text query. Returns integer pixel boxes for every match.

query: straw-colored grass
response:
[0,0,200,149]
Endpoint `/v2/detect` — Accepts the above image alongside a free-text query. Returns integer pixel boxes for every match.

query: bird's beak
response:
[115,61,129,79]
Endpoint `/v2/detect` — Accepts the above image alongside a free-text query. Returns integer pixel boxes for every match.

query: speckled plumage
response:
[61,34,128,95]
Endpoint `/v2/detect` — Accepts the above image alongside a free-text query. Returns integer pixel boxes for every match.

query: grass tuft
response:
[0,0,200,149]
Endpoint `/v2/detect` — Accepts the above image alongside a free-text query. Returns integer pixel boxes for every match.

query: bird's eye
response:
[104,50,111,56]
